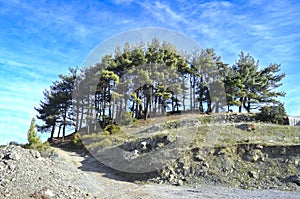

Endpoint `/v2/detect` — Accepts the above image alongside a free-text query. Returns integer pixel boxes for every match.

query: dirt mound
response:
[0,145,93,198]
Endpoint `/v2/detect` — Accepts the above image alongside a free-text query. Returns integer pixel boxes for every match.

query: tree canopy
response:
[35,38,286,138]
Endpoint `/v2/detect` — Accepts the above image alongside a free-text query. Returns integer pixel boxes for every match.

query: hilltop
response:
[80,113,300,190]
[1,113,300,198]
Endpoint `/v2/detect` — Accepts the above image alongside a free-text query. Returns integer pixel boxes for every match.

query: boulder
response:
[248,171,259,179]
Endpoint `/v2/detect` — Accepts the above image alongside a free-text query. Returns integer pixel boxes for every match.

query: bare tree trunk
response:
[50,124,56,141]
[190,76,193,110]
[57,124,62,138]
[79,103,84,130]
[239,97,243,113]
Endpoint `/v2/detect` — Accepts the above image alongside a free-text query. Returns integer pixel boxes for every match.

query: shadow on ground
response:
[51,141,157,183]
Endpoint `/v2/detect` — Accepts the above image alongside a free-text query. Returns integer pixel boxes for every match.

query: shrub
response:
[104,124,122,135]
[256,103,288,125]
[27,118,42,146]
[25,118,51,155]
[72,132,83,148]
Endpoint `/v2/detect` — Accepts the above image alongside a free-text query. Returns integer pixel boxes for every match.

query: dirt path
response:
[52,146,300,199]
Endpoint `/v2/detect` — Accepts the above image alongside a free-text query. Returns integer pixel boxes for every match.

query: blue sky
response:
[0,0,299,144]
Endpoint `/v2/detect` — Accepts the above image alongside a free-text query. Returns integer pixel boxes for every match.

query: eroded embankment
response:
[144,143,300,190]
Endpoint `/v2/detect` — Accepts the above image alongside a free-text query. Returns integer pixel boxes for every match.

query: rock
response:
[30,149,41,159]
[177,179,184,186]
[8,163,16,171]
[252,154,259,162]
[45,189,55,197]
[247,123,256,131]
[0,150,4,160]
[8,152,20,160]
[0,145,93,198]
[248,171,259,179]
[157,143,165,148]
[244,149,264,162]
[280,147,286,155]
[194,154,204,162]
[169,174,175,182]
[140,141,147,150]
[217,148,226,155]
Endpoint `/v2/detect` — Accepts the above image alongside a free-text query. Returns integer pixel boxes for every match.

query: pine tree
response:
[35,89,59,140]
[35,68,77,140]
[232,52,285,112]
[27,118,42,146]
[232,52,260,112]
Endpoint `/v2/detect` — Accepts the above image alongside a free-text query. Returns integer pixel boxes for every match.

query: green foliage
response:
[35,67,78,139]
[28,118,42,146]
[37,38,287,140]
[256,103,288,125]
[231,52,285,113]
[72,132,83,148]
[104,124,122,135]
[26,118,51,154]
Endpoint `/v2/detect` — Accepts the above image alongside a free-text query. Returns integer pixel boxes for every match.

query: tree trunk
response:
[62,113,66,141]
[57,124,62,138]
[153,95,157,116]
[50,124,56,141]
[190,76,193,110]
[199,76,204,113]
[149,86,152,118]
[79,103,84,130]
[144,95,150,120]
[238,97,243,113]
[75,101,79,132]
[243,97,251,113]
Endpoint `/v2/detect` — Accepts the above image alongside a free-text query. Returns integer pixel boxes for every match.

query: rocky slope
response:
[1,143,300,199]
[149,144,300,190]
[0,145,93,198]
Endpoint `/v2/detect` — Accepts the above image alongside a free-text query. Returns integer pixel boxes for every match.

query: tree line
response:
[35,38,286,139]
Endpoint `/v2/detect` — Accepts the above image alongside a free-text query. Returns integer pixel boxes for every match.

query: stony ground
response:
[150,144,300,190]
[1,144,300,199]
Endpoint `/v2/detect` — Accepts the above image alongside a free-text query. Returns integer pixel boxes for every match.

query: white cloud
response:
[138,1,188,26]
[154,1,188,23]
[0,0,300,143]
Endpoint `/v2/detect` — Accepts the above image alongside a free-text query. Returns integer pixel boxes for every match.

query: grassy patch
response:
[80,129,133,151]
[191,123,300,147]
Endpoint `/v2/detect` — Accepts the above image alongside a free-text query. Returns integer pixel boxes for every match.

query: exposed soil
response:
[1,143,300,198]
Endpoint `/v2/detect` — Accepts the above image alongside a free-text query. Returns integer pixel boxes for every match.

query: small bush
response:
[28,118,42,146]
[72,132,83,148]
[25,118,51,155]
[104,124,122,135]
